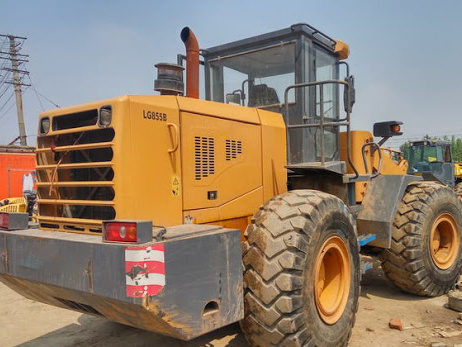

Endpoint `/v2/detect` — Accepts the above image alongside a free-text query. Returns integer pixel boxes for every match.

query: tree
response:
[400,141,411,160]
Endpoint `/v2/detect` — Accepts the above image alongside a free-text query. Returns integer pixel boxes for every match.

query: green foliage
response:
[452,136,462,162]
[400,141,410,160]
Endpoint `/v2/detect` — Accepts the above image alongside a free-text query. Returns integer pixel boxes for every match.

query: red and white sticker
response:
[125,244,165,297]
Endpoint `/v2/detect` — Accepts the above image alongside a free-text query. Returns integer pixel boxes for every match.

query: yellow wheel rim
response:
[430,213,460,270]
[314,235,351,325]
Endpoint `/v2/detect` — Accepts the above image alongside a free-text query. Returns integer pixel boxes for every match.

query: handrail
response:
[381,147,402,155]
[291,23,336,50]
[283,80,359,178]
[361,142,382,178]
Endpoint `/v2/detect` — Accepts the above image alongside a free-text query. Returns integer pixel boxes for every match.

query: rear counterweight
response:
[0,225,243,340]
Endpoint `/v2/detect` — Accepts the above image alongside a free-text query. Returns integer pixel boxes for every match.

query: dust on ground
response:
[1,267,461,347]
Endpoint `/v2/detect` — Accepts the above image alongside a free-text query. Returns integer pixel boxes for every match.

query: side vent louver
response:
[226,140,242,161]
[195,136,215,180]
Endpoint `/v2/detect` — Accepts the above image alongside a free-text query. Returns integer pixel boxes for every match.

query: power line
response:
[0,86,29,121]
[34,89,60,108]
[27,74,60,108]
[387,133,462,145]
[0,71,11,86]
[0,83,10,99]
[378,132,462,151]
[32,85,44,111]
[0,100,16,121]
[0,58,11,86]
[0,91,14,113]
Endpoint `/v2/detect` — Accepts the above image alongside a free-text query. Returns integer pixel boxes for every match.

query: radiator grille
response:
[226,139,242,161]
[36,111,115,234]
[195,136,215,180]
[53,109,98,130]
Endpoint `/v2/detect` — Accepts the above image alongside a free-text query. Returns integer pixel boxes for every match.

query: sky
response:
[0,0,461,149]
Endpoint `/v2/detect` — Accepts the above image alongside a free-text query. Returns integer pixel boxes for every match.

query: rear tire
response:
[240,190,360,347]
[380,182,462,296]
[454,182,462,200]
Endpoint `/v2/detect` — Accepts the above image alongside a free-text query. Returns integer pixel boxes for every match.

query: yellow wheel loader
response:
[1,23,461,347]
[407,139,454,186]
[405,139,462,201]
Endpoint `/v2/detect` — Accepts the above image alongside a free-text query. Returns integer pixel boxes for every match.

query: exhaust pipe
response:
[180,27,199,99]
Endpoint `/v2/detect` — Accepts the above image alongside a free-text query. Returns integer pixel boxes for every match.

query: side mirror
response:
[226,92,241,105]
[343,75,356,113]
[373,121,403,146]
[373,121,403,138]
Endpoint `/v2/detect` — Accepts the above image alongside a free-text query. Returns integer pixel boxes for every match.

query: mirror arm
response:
[378,136,391,147]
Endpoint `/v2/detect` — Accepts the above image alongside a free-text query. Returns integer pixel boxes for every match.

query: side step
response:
[358,234,377,247]
[358,234,377,274]
[360,255,374,275]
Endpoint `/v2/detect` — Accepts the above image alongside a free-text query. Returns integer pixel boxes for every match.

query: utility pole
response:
[0,34,30,146]
[9,36,26,146]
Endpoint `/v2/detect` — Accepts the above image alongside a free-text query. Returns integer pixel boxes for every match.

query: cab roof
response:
[202,23,337,59]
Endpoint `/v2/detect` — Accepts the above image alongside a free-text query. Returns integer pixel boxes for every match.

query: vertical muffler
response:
[180,27,199,99]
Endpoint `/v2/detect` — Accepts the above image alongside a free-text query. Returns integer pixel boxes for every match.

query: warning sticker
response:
[171,175,180,196]
[125,244,165,297]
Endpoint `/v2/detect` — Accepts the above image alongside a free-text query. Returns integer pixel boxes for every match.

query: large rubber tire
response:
[454,182,462,200]
[240,190,360,347]
[380,182,462,296]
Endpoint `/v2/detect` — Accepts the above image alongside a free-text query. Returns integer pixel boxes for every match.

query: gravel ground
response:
[1,267,462,347]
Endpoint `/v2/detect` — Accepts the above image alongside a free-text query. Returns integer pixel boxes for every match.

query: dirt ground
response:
[1,267,462,347]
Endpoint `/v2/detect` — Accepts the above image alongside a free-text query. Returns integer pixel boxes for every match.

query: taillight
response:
[102,220,152,244]
[104,222,137,242]
[0,212,28,230]
[0,213,10,229]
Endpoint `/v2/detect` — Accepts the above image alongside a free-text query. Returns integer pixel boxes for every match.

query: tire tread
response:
[381,182,462,296]
[241,190,358,347]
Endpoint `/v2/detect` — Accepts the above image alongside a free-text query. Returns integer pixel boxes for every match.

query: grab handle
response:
[167,123,179,153]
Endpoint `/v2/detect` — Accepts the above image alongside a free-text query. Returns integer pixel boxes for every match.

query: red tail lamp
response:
[102,220,153,244]
[0,213,9,229]
[0,212,28,230]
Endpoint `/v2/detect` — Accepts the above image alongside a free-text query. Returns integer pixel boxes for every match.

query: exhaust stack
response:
[180,27,199,99]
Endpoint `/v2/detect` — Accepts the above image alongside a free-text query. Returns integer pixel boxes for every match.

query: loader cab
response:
[202,23,353,171]
[407,140,455,187]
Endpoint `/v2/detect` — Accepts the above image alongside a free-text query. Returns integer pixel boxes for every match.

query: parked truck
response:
[0,24,461,347]
[0,145,35,200]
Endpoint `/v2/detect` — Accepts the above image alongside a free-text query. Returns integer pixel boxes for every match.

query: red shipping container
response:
[0,146,36,200]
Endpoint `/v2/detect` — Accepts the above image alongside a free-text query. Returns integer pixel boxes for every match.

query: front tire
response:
[240,190,360,347]
[380,182,462,296]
